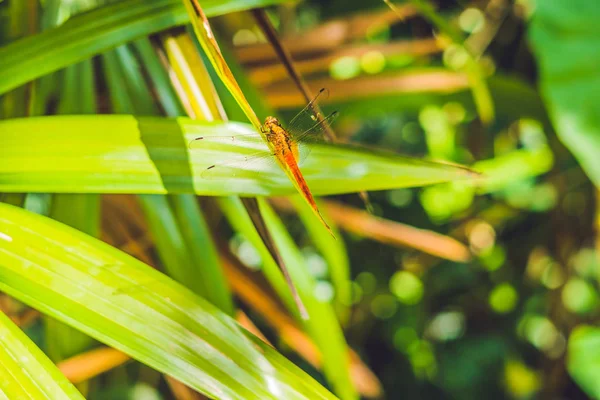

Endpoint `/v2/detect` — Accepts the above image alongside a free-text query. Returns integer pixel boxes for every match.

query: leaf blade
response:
[0,115,477,195]
[0,0,288,95]
[0,310,85,400]
[0,202,338,400]
[529,0,600,188]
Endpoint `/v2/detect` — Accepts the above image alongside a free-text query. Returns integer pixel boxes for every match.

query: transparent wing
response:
[286,88,338,144]
[188,133,267,151]
[288,110,338,167]
[189,132,276,179]
[188,88,338,176]
[200,150,278,179]
[287,87,330,134]
[294,110,339,143]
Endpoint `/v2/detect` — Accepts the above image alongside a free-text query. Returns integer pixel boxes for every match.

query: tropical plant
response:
[1,0,599,399]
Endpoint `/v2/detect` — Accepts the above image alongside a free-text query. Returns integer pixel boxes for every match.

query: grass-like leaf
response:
[0,115,476,195]
[258,199,358,400]
[529,0,600,188]
[0,310,85,399]
[0,0,287,95]
[183,0,262,130]
[0,202,337,400]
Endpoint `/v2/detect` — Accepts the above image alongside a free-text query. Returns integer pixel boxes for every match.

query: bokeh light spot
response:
[407,340,437,378]
[443,44,469,70]
[230,235,261,270]
[360,51,386,74]
[232,29,258,46]
[442,102,466,124]
[571,248,600,278]
[459,8,485,33]
[401,121,421,144]
[387,188,413,208]
[541,262,565,289]
[562,278,598,315]
[356,272,377,295]
[339,280,363,306]
[519,119,547,150]
[393,327,418,351]
[467,220,496,254]
[524,315,558,351]
[479,245,506,271]
[489,283,518,314]
[370,294,398,319]
[303,250,328,278]
[314,281,335,303]
[330,56,361,80]
[504,360,540,398]
[425,311,465,341]
[390,271,424,305]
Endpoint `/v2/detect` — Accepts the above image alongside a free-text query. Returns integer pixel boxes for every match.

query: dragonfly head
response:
[264,116,280,126]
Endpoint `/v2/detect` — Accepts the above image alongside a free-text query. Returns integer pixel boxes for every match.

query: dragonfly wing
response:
[287,87,330,133]
[284,88,339,166]
[293,110,339,166]
[189,132,277,179]
[188,132,267,152]
[293,110,339,143]
[201,150,278,179]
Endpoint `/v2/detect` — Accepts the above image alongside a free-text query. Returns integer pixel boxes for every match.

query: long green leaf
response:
[0,115,476,195]
[0,0,287,95]
[217,196,296,313]
[103,36,234,314]
[289,196,350,317]
[170,194,235,314]
[0,202,337,400]
[0,310,85,400]
[182,0,261,131]
[258,199,357,400]
[217,196,354,398]
[528,0,600,188]
[47,46,100,369]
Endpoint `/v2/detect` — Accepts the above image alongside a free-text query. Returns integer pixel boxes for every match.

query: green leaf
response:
[0,202,337,400]
[46,48,101,369]
[0,310,85,399]
[289,196,351,316]
[47,193,100,362]
[217,196,356,398]
[102,36,233,313]
[136,195,208,294]
[182,0,261,131]
[0,0,288,95]
[258,199,357,400]
[528,0,600,187]
[0,115,476,195]
[132,37,185,117]
[170,194,235,315]
[568,325,600,398]
[217,196,296,313]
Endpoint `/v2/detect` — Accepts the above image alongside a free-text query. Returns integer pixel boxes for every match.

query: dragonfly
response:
[190,88,338,236]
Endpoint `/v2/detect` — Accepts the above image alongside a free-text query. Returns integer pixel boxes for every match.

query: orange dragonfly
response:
[191,88,338,236]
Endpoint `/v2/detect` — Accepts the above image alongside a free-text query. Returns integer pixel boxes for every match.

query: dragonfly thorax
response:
[262,116,299,161]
